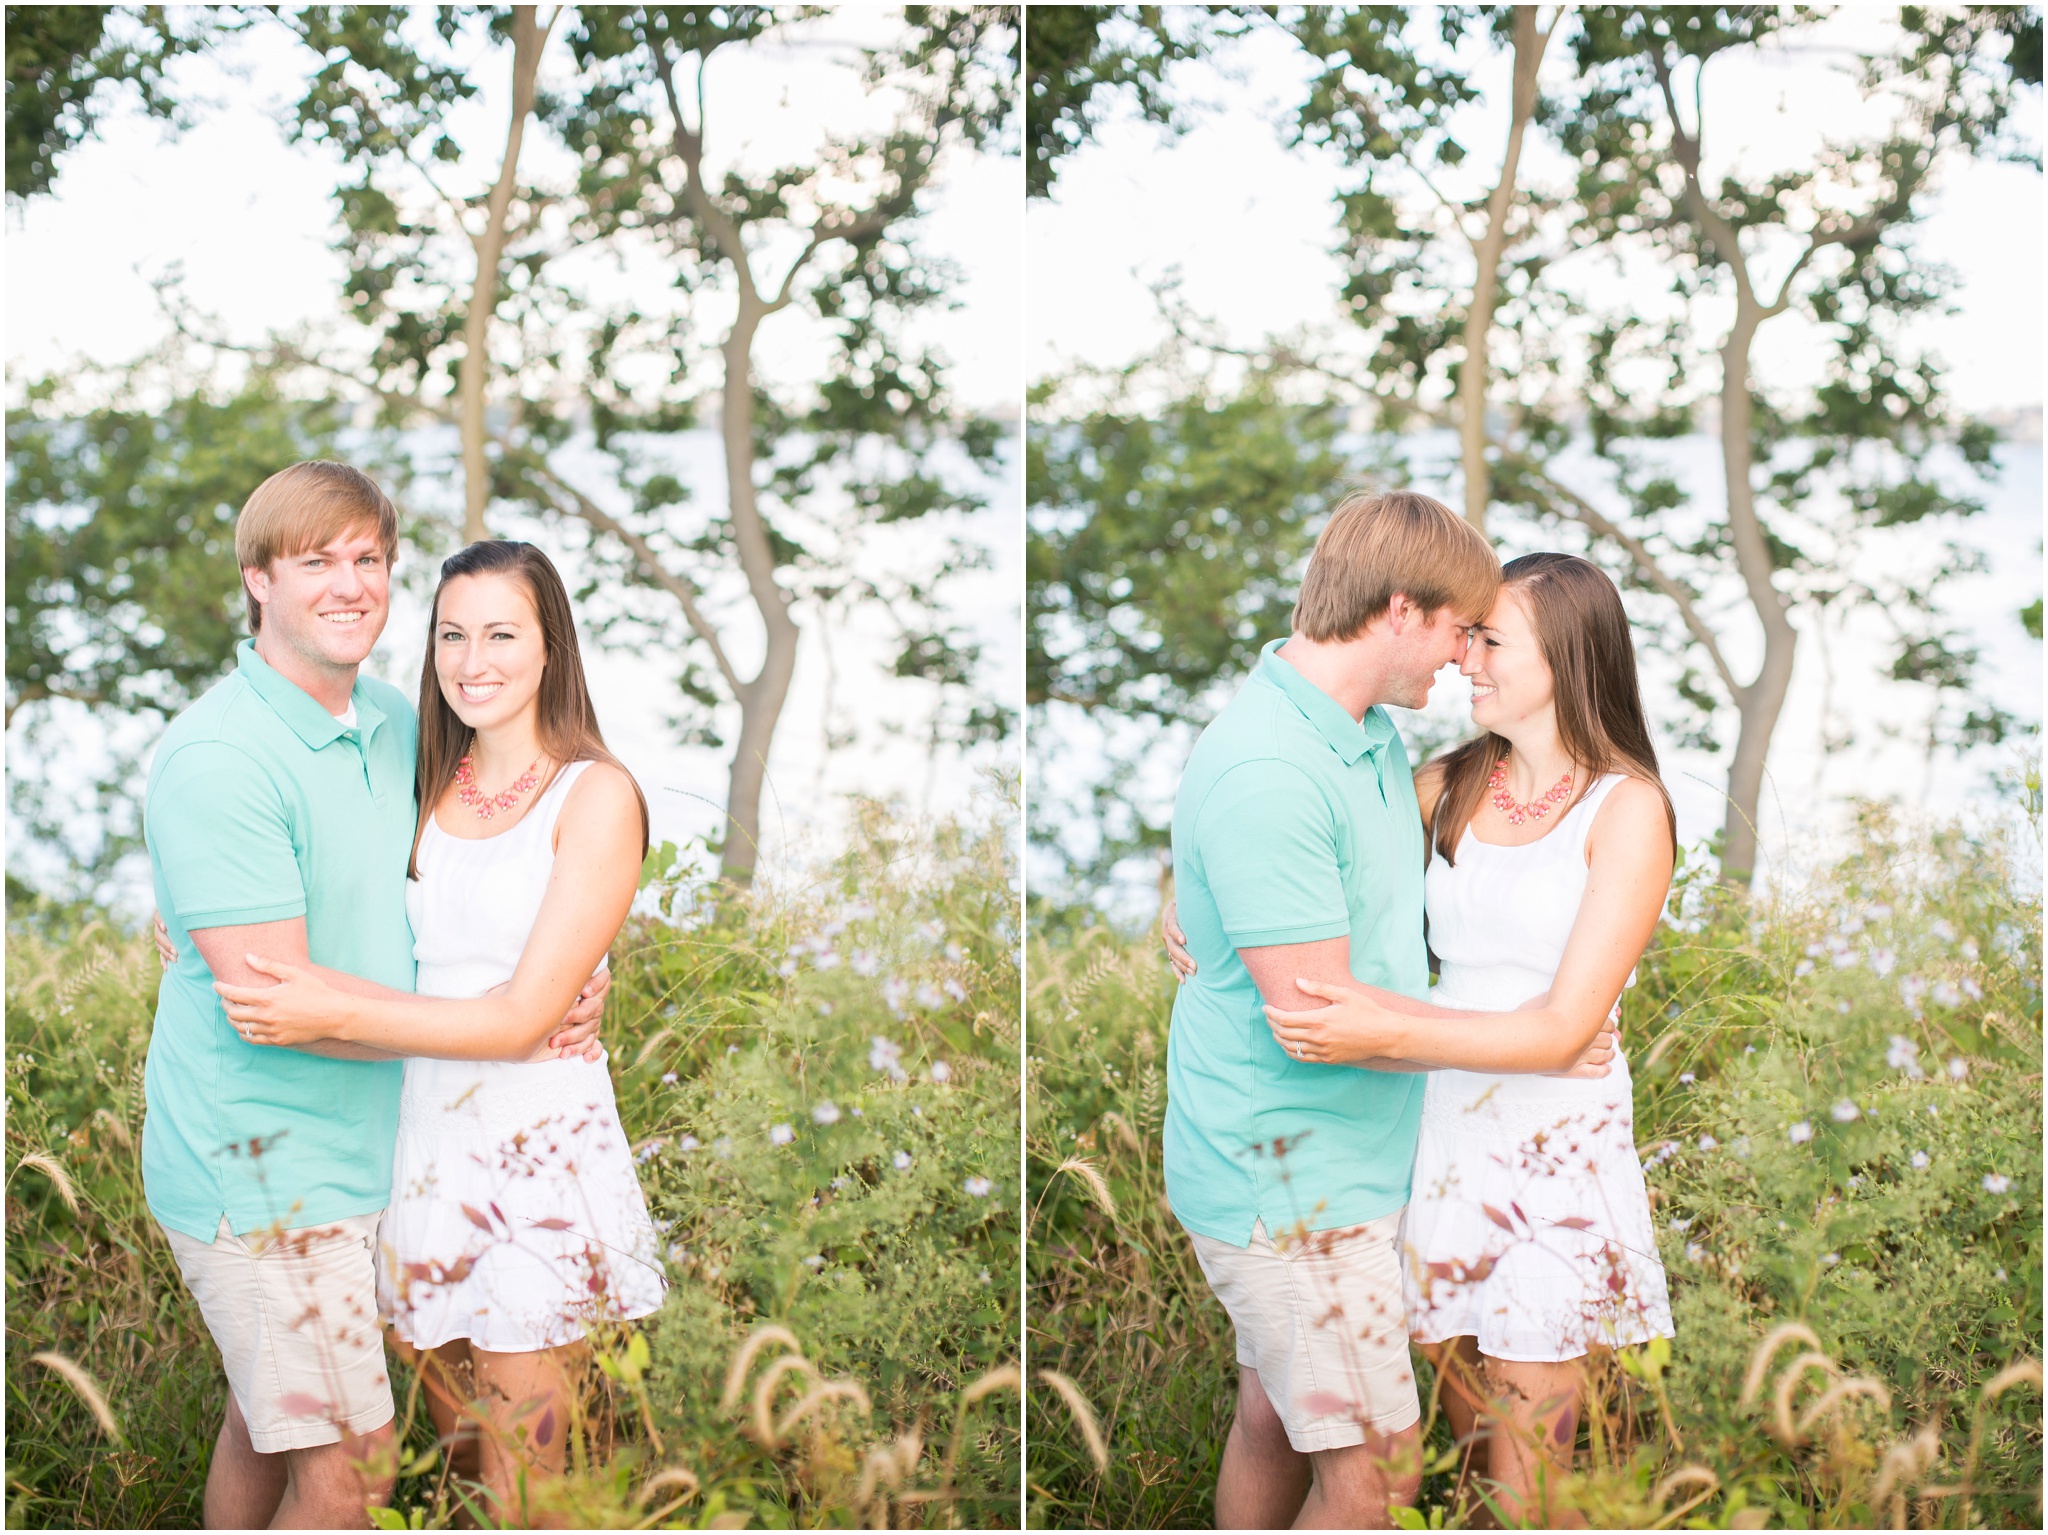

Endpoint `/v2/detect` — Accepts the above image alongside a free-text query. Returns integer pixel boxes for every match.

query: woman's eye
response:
[439,630,462,642]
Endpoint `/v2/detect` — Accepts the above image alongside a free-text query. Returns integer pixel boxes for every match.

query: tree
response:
[206,5,1018,884]
[1024,4,1217,198]
[4,4,226,200]
[5,357,358,887]
[1538,4,2040,880]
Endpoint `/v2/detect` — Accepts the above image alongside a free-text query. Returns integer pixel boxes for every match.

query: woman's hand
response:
[547,969,609,1061]
[1162,901,1196,983]
[152,912,177,971]
[1263,977,1406,1065]
[215,955,355,1047]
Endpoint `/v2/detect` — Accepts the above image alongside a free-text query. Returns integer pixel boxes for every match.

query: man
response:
[1163,489,1597,1528]
[142,461,603,1529]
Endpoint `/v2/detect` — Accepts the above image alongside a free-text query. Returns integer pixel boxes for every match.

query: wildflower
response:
[769,1123,795,1146]
[915,983,946,1010]
[1804,943,1826,958]
[850,1106,863,1117]
[881,977,911,1015]
[869,1036,907,1081]
[964,1176,993,1197]
[1847,1175,1861,1188]
[978,1268,991,1285]
[1835,1000,1852,1015]
[918,920,946,945]
[1794,959,1815,977]
[1983,1174,2011,1194]
[822,919,848,939]
[1994,1267,2008,1281]
[851,949,881,977]
[777,958,798,979]
[942,977,969,1003]
[668,1243,690,1265]
[713,1136,734,1157]
[811,1100,841,1126]
[1911,1150,1929,1169]
[1947,1056,1968,1081]
[1828,937,1859,969]
[1886,1035,1924,1079]
[1822,1252,1840,1266]
[1831,1100,1860,1123]
[1789,1121,1814,1144]
[817,1002,834,1016]
[912,1104,924,1118]
[844,900,876,922]
[636,1139,666,1164]
[831,1176,849,1190]
[945,941,965,962]
[1929,918,1956,942]
[660,1070,680,1085]
[1961,938,1980,961]
[1961,977,1982,1001]
[1867,946,1897,978]
[1899,975,1928,1012]
[803,1254,824,1269]
[1865,903,1892,923]
[679,1135,700,1152]
[1678,1072,1696,1085]
[1698,1134,1718,1151]
[1669,1216,1692,1231]
[727,1045,739,1055]
[930,1061,953,1083]
[1685,1243,1705,1263]
[1731,1136,1752,1159]
[1931,979,1963,1009]
[813,950,842,972]
[892,1150,912,1170]
[1837,912,1866,937]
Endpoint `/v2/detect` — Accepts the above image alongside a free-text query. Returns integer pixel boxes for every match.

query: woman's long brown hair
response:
[1431,552,1676,867]
[410,540,650,878]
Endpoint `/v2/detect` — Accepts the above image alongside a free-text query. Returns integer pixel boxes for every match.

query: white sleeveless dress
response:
[378,760,667,1351]
[1401,772,1673,1361]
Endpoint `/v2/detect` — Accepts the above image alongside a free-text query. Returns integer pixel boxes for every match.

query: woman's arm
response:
[217,765,643,1061]
[1264,778,1672,1072]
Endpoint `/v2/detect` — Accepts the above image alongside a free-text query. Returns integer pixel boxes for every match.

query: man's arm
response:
[187,920,403,1060]
[1238,938,1427,1073]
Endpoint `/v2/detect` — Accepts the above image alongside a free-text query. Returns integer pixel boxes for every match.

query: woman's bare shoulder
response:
[558,759,643,833]
[1588,775,1673,857]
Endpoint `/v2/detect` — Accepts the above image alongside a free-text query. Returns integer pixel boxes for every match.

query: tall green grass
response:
[6,798,1021,1529]
[1026,808,2042,1529]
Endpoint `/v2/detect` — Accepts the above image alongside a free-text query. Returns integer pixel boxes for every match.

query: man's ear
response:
[243,565,271,613]
[1384,593,1416,633]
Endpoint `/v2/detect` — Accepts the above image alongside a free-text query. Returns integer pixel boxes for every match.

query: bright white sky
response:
[1026,7,2045,904]
[5,7,1023,900]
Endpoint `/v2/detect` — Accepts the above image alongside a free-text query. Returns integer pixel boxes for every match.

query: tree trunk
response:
[1715,305,1798,885]
[1457,6,1550,533]
[716,305,801,885]
[457,6,548,545]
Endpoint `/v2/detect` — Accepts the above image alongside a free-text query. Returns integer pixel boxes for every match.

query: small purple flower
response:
[769,1123,795,1146]
[1789,1121,1814,1144]
[964,1176,993,1197]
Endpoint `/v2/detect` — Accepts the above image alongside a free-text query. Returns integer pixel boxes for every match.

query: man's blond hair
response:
[235,461,399,632]
[1291,489,1500,641]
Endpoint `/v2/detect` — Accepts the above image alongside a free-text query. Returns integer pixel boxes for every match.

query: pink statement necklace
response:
[455,753,543,819]
[1488,753,1573,826]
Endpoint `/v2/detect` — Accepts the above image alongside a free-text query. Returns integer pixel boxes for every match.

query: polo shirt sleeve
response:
[1194,758,1350,948]
[149,741,308,930]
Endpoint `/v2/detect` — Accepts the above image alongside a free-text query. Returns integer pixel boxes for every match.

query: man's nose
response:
[329,558,366,599]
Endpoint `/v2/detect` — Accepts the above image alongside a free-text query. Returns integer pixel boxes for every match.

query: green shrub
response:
[5,799,1021,1529]
[1026,810,2042,1529]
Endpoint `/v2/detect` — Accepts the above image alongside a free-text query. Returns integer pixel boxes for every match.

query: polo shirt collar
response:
[1255,638,1396,768]
[235,638,387,750]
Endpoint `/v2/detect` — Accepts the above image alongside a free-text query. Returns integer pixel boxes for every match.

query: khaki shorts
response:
[162,1213,394,1453]
[1187,1214,1419,1452]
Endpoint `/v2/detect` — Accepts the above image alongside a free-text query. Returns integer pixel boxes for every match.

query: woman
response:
[218,540,667,1526]
[1167,552,1676,1527]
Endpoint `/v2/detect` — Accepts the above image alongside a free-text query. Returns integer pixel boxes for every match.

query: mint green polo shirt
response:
[1163,638,1430,1245]
[141,640,417,1241]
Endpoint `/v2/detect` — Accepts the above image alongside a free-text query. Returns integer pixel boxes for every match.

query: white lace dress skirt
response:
[379,1052,668,1352]
[377,762,666,1352]
[1399,775,1674,1362]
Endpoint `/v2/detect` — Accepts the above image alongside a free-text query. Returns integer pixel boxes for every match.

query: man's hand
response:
[152,911,178,971]
[1162,901,1195,983]
[544,968,610,1062]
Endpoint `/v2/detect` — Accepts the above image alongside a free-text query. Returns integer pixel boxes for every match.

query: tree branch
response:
[525,460,746,698]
